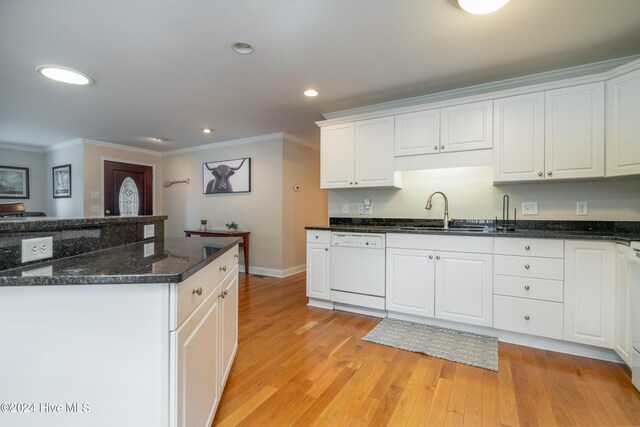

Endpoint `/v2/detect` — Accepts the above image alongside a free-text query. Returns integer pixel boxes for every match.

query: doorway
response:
[103,160,153,216]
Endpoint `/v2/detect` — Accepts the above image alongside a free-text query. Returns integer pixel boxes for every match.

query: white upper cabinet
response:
[320,122,355,188]
[545,82,605,179]
[493,92,545,182]
[394,109,440,157]
[606,67,640,177]
[440,100,493,153]
[320,118,400,189]
[494,82,605,182]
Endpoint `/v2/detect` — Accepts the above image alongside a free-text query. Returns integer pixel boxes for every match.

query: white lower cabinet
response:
[385,234,493,327]
[434,251,493,327]
[170,251,239,427]
[494,295,564,340]
[386,248,435,317]
[614,244,632,365]
[564,240,615,348]
[306,231,331,302]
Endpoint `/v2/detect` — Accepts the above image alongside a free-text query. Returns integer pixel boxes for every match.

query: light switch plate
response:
[342,204,349,214]
[90,191,100,199]
[522,202,538,215]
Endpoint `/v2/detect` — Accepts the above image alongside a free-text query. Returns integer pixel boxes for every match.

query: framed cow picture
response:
[202,158,251,194]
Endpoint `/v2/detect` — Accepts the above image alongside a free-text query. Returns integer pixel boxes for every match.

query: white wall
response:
[328,166,640,221]
[0,145,48,214]
[162,136,284,273]
[46,141,84,218]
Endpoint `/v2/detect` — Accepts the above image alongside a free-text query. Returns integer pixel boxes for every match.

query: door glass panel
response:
[119,177,140,216]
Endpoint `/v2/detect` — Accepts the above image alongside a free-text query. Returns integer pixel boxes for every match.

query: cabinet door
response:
[435,251,493,327]
[614,245,632,365]
[306,243,330,300]
[564,240,615,348]
[354,116,397,187]
[220,268,239,390]
[386,248,435,317]
[440,100,493,153]
[606,68,640,177]
[320,122,355,188]
[394,109,440,157]
[545,82,605,179]
[493,92,545,182]
[172,288,220,427]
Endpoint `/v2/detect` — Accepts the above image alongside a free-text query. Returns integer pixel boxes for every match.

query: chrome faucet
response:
[425,191,450,229]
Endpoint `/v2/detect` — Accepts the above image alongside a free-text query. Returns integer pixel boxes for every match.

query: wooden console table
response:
[184,230,250,274]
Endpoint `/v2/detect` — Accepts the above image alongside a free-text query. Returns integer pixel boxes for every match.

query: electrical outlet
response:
[357,203,365,215]
[577,201,588,216]
[342,204,349,214]
[144,224,155,239]
[21,237,53,263]
[21,265,53,277]
[522,202,538,215]
[364,205,373,215]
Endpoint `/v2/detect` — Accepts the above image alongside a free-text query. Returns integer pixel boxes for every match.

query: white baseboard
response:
[387,311,623,364]
[308,298,335,310]
[242,264,306,278]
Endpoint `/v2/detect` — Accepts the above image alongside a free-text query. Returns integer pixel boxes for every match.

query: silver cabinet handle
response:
[219,266,227,272]
[349,182,353,185]
[440,145,445,150]
[315,235,319,239]
[234,254,240,259]
[524,315,530,320]
[538,172,543,177]
[324,248,328,252]
[354,182,358,185]
[428,255,433,260]
[524,245,531,251]
[547,171,553,176]
[220,289,228,299]
[524,285,530,290]
[192,287,203,296]
[434,145,439,150]
[436,255,440,260]
[524,264,530,269]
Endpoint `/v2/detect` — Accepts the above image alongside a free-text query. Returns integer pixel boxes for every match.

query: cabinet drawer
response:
[494,275,563,302]
[176,265,212,328]
[307,230,330,244]
[494,255,563,280]
[386,233,493,253]
[494,295,563,340]
[494,238,563,258]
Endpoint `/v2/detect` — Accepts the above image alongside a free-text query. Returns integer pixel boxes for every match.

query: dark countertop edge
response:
[0,215,168,232]
[305,226,639,245]
[0,237,242,287]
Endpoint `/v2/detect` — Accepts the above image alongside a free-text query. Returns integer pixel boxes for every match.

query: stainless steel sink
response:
[399,225,489,232]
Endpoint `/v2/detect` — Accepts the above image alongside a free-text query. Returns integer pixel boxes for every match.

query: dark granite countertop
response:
[306,218,640,245]
[0,215,168,233]
[0,236,241,286]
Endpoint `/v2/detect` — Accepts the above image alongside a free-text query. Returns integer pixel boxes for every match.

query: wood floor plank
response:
[212,272,640,426]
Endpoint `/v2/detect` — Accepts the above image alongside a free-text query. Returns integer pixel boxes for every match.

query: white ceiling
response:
[1,0,640,152]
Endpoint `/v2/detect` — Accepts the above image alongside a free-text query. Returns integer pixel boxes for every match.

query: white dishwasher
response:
[330,233,386,312]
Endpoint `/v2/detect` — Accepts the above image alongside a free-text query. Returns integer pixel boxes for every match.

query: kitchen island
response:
[0,236,240,427]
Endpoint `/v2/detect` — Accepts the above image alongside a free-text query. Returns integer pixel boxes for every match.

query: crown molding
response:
[321,54,640,123]
[83,138,163,156]
[0,142,46,153]
[282,133,319,151]
[162,132,285,156]
[44,138,84,152]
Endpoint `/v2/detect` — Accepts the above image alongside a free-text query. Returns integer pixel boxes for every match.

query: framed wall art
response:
[0,165,29,199]
[202,157,251,194]
[53,164,72,198]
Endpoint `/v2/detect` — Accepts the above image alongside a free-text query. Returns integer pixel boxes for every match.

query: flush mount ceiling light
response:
[36,65,94,85]
[153,137,169,143]
[457,0,510,15]
[304,89,318,97]
[203,128,212,134]
[231,42,255,54]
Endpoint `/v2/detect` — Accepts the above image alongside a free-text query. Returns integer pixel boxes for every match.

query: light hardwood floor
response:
[212,272,640,426]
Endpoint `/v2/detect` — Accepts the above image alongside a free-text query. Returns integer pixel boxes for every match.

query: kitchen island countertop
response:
[0,236,241,286]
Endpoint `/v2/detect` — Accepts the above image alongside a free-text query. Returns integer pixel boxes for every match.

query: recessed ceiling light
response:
[153,137,169,143]
[36,65,94,85]
[231,42,255,54]
[203,128,212,134]
[457,0,510,15]
[304,89,318,97]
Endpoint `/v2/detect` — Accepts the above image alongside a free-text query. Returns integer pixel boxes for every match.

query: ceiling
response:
[1,0,640,152]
